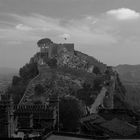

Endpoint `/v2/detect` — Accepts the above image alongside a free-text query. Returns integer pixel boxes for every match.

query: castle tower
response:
[37,38,53,65]
[37,38,53,53]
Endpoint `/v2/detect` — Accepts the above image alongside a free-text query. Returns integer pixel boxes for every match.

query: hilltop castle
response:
[0,38,129,138]
[37,38,74,65]
[34,38,107,75]
[37,38,74,57]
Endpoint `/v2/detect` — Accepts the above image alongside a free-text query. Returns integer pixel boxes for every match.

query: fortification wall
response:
[48,43,74,58]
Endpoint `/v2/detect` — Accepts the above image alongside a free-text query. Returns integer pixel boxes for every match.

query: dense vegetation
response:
[76,79,102,107]
[6,62,39,104]
[59,96,84,132]
[3,49,127,133]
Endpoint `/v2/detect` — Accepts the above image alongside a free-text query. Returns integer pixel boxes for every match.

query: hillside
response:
[115,64,140,109]
[7,38,126,111]
[2,38,130,136]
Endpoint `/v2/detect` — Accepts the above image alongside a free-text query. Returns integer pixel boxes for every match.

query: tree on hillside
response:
[7,62,39,104]
[93,78,103,91]
[12,76,21,86]
[76,83,97,106]
[34,84,45,96]
[19,62,39,81]
[59,96,84,132]
[93,66,101,75]
[7,84,26,104]
[47,57,57,68]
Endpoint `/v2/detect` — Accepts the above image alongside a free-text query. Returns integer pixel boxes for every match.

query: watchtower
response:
[37,38,53,54]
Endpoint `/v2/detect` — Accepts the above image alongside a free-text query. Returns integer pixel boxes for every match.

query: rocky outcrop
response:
[19,38,126,110]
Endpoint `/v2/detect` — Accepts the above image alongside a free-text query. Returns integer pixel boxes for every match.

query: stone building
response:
[37,38,53,54]
[37,38,74,59]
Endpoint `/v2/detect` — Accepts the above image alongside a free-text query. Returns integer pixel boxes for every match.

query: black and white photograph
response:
[0,0,140,139]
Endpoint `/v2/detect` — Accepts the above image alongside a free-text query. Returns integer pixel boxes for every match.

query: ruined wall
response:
[75,51,107,73]
[62,43,74,53]
[48,43,74,58]
[48,44,58,58]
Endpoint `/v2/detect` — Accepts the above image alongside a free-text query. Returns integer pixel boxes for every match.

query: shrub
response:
[19,62,39,81]
[59,96,84,132]
[34,84,45,96]
[93,66,101,74]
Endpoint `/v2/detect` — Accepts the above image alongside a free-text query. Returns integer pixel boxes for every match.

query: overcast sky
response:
[0,0,140,68]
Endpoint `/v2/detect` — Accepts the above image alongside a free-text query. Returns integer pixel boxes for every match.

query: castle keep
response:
[37,38,74,56]
[37,38,74,66]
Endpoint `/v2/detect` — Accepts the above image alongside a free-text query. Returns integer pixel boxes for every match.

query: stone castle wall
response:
[48,43,74,58]
[36,39,107,75]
